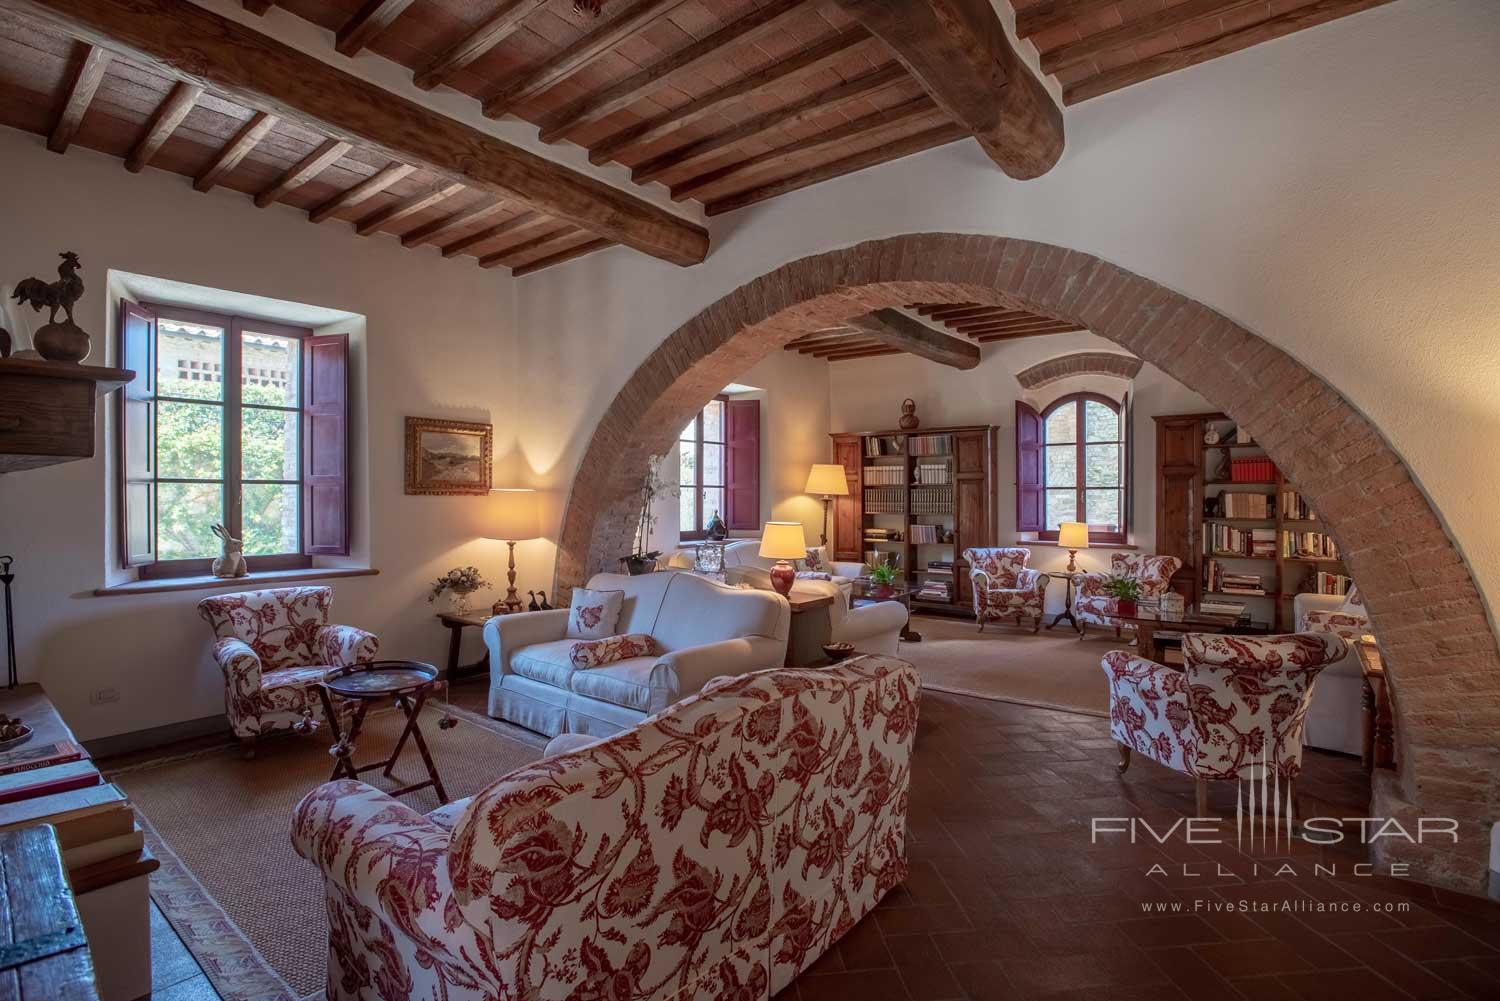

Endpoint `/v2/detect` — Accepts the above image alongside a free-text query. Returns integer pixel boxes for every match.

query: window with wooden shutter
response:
[1030,393,1127,544]
[1015,400,1043,533]
[118,300,156,568]
[724,398,760,531]
[303,333,349,555]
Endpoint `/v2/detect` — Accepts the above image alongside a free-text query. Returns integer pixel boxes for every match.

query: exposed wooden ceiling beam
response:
[786,330,862,350]
[335,0,417,58]
[398,197,504,246]
[823,346,902,361]
[801,337,878,355]
[957,318,1076,335]
[913,302,977,316]
[478,226,577,269]
[632,63,908,187]
[512,238,614,277]
[413,0,548,91]
[7,0,710,267]
[539,0,812,144]
[930,306,1026,323]
[671,96,938,202]
[194,110,277,192]
[847,309,980,369]
[1064,0,1395,105]
[966,322,1082,338]
[705,121,968,216]
[355,180,464,235]
[441,211,540,257]
[834,0,1063,179]
[254,138,351,207]
[125,80,200,172]
[1014,0,1118,40]
[243,0,272,14]
[47,43,108,153]
[589,28,876,167]
[1042,0,1256,76]
[310,161,416,223]
[975,326,1081,343]
[482,0,683,119]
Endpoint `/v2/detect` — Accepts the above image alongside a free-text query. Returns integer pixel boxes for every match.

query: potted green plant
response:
[1102,575,1142,616]
[621,462,669,575]
[864,559,902,598]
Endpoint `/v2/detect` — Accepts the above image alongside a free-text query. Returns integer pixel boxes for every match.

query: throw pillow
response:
[803,547,826,572]
[567,587,624,639]
[569,633,656,669]
[1340,583,1365,615]
[794,571,832,581]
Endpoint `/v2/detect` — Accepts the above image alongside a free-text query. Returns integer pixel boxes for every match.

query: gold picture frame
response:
[404,417,492,495]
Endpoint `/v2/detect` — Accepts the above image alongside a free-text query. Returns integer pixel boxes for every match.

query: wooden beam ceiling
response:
[397,196,502,246]
[193,111,277,192]
[125,80,200,172]
[834,0,1064,179]
[1013,0,1117,40]
[512,238,613,277]
[4,0,709,267]
[254,138,351,208]
[47,42,107,153]
[335,0,418,58]
[412,0,547,91]
[310,161,416,223]
[846,310,981,369]
[354,180,464,236]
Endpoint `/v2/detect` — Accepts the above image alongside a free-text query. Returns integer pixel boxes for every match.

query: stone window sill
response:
[93,566,379,597]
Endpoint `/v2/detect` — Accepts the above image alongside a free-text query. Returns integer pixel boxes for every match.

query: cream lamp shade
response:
[487,488,541,541]
[1058,522,1090,550]
[759,521,808,560]
[804,464,850,496]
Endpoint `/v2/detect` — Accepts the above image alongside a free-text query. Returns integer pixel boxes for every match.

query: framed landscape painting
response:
[405,417,492,495]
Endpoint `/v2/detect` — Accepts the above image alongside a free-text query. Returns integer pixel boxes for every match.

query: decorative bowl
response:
[821,642,856,663]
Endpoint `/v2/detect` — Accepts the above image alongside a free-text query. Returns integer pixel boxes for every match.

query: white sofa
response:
[667,539,864,582]
[1295,591,1370,755]
[484,570,790,738]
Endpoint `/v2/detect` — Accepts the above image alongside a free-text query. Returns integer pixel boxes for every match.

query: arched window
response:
[1039,393,1126,544]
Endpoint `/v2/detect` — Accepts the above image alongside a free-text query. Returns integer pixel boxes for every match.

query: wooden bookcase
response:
[1154,412,1349,631]
[829,424,997,615]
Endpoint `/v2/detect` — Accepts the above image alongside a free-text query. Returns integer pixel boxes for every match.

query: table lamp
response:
[1058,521,1089,572]
[487,489,541,614]
[759,521,807,597]
[804,464,850,548]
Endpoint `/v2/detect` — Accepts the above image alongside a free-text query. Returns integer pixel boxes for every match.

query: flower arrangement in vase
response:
[864,559,902,598]
[428,565,491,615]
[1102,576,1143,617]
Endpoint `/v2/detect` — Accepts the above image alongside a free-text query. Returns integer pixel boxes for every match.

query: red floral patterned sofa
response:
[292,656,920,1001]
[197,586,378,756]
[1073,553,1182,636]
[963,547,1049,632]
[1103,631,1347,814]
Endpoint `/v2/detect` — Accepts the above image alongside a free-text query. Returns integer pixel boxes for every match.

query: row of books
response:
[910,486,953,515]
[1217,491,1274,519]
[922,560,956,574]
[1285,531,1341,559]
[864,527,902,541]
[908,524,951,544]
[863,486,906,514]
[863,465,905,485]
[1204,559,1269,596]
[907,434,953,456]
[1229,457,1278,482]
[864,436,904,457]
[914,582,953,602]
[1205,524,1276,557]
[1304,571,1354,595]
[1280,490,1319,521]
[913,462,950,485]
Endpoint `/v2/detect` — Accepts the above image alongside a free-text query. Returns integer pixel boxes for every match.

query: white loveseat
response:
[484,570,790,737]
[1295,591,1370,755]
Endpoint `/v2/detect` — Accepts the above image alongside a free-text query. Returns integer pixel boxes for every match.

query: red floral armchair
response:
[1073,553,1182,636]
[291,656,920,1001]
[963,547,1049,632]
[197,586,378,755]
[1103,631,1347,812]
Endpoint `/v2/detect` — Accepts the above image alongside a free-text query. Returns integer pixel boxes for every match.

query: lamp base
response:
[1066,549,1079,573]
[769,560,796,597]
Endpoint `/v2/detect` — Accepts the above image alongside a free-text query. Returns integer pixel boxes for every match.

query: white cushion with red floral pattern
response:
[568,633,658,669]
[567,586,625,639]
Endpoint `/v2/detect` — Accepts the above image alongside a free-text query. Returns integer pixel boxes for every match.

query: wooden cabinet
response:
[0,358,132,473]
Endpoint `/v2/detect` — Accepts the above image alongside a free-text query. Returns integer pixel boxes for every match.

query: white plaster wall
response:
[514,0,1500,625]
[0,128,516,739]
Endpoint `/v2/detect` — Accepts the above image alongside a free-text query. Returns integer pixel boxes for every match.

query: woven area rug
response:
[108,702,547,1001]
[899,614,1126,716]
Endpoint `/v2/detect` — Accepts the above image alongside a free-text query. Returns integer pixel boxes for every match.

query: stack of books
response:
[864,527,901,542]
[1229,457,1278,482]
[915,580,952,602]
[1199,597,1249,618]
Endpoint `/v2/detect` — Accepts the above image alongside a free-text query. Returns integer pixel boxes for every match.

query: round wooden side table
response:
[315,660,450,804]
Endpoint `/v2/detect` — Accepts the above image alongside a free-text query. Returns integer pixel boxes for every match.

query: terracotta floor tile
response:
[1277,966,1416,1001]
[1192,938,1315,977]
[1376,923,1500,962]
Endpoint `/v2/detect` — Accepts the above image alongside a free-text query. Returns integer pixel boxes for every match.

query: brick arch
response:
[1016,350,1143,390]
[555,233,1498,893]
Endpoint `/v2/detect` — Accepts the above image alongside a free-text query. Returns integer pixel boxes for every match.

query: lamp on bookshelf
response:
[804,464,849,548]
[759,521,807,597]
[1058,521,1089,573]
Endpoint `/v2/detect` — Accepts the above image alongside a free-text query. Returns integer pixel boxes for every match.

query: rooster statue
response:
[12,251,84,326]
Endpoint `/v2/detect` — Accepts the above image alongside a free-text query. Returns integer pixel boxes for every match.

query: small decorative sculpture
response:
[210,524,248,578]
[537,591,552,610]
[705,511,728,540]
[898,398,920,430]
[11,252,89,363]
[527,591,541,612]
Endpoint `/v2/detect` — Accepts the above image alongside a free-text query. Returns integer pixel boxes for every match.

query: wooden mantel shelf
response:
[0,356,135,473]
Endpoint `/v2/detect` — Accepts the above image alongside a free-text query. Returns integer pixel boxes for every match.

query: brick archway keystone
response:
[555,234,1499,893]
[1017,350,1143,390]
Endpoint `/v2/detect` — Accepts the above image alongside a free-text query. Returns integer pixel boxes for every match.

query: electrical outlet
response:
[89,687,120,705]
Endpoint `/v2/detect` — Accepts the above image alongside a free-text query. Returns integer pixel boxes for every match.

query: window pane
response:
[157,319,224,401]
[157,482,222,559]
[1085,400,1119,442]
[1045,489,1076,531]
[679,421,696,442]
[242,408,299,480]
[1045,403,1076,444]
[1086,489,1121,529]
[679,441,697,488]
[1085,443,1120,487]
[679,487,696,533]
[1045,444,1076,487]
[701,487,724,529]
[157,401,223,479]
[702,443,723,487]
[242,483,299,555]
[702,400,724,442]
[241,330,299,408]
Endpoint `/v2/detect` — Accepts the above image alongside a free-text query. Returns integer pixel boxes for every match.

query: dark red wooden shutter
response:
[118,300,156,568]
[1016,400,1044,533]
[303,333,349,555]
[724,398,760,532]
[1123,391,1134,537]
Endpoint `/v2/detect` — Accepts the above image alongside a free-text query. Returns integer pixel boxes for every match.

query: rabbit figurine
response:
[210,523,248,578]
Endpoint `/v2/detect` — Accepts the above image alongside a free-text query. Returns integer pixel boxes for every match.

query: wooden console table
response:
[0,826,99,1001]
[436,612,490,683]
[1356,638,1396,771]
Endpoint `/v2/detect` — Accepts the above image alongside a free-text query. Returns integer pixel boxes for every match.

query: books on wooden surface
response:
[61,823,145,871]
[54,802,136,851]
[0,739,86,776]
[0,782,128,836]
[0,759,100,805]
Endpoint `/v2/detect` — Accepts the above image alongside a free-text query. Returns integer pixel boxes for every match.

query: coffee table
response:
[850,580,921,642]
[1105,606,1252,663]
[315,660,449,804]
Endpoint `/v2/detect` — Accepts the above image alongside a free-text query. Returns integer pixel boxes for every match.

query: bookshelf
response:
[1154,413,1349,630]
[829,424,997,615]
